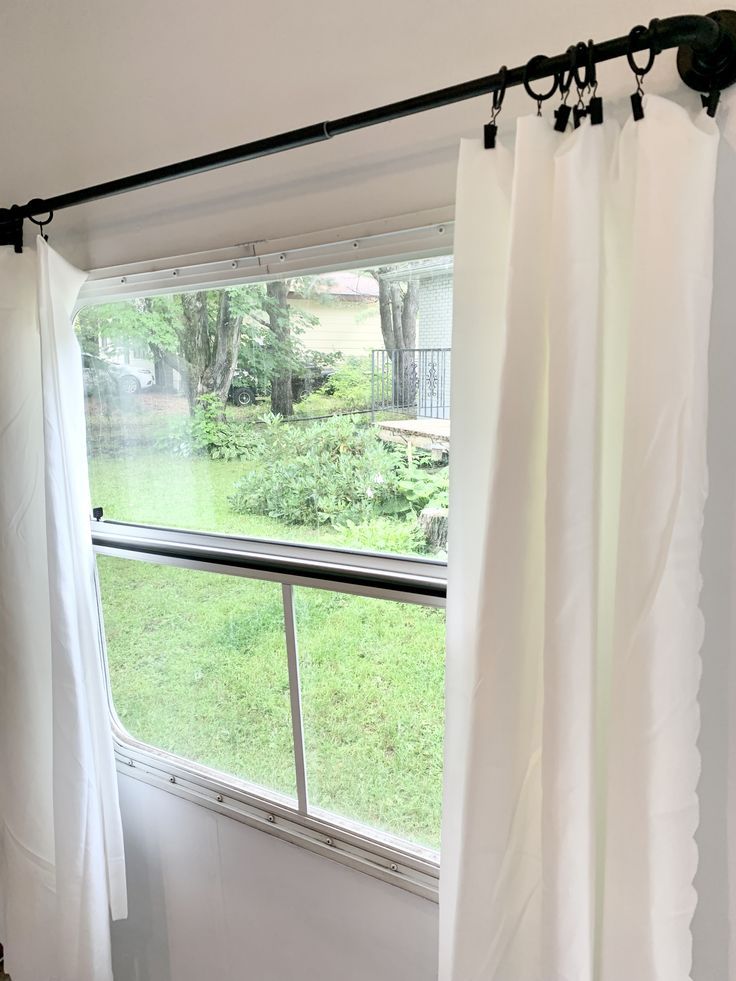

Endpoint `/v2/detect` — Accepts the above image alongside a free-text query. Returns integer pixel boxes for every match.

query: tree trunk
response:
[178,291,210,411]
[375,270,397,351]
[177,291,242,416]
[371,270,421,413]
[396,281,419,410]
[400,281,419,349]
[267,280,294,417]
[151,345,174,391]
[418,507,448,552]
[151,346,190,395]
[201,291,242,414]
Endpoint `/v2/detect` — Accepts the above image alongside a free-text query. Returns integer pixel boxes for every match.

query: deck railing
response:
[370,347,451,421]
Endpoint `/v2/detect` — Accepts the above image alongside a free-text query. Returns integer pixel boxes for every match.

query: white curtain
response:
[0,238,126,981]
[441,95,719,981]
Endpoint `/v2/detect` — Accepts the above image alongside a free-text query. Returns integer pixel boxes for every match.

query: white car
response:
[83,354,155,395]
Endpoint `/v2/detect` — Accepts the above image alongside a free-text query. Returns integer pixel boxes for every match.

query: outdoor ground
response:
[89,390,446,850]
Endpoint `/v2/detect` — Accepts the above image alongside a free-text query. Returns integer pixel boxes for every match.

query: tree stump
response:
[419,507,448,552]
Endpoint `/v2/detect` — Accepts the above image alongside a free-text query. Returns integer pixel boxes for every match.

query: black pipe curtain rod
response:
[3,10,736,253]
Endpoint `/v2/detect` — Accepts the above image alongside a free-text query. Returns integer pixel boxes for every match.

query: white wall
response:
[690,133,736,981]
[0,0,720,270]
[112,774,438,981]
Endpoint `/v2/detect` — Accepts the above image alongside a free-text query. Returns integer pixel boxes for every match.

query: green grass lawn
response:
[91,448,445,850]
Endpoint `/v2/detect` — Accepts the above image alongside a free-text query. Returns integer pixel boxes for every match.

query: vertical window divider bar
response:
[282,583,309,814]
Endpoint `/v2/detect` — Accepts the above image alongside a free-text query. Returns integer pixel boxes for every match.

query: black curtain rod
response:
[2,10,736,252]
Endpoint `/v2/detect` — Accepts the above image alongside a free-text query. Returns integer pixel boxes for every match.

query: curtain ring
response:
[28,203,54,241]
[627,24,657,77]
[559,46,577,97]
[572,40,597,91]
[492,65,507,115]
[523,55,559,115]
[585,40,597,93]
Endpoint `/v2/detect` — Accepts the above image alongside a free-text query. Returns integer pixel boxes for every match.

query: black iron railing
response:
[371,348,451,421]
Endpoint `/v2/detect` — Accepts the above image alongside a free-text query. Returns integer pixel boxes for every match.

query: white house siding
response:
[417,270,453,350]
[291,297,383,358]
[416,270,453,419]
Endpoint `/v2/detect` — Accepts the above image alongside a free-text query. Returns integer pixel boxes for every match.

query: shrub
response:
[296,357,372,416]
[336,516,427,555]
[229,414,403,526]
[191,396,262,460]
[157,394,261,460]
[380,464,449,516]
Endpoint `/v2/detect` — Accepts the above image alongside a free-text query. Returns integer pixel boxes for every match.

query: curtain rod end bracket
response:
[0,207,24,253]
[678,9,736,93]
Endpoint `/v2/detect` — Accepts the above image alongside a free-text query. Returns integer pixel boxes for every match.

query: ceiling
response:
[0,0,718,267]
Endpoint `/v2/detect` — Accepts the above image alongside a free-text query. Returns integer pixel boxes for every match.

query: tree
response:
[76,291,258,416]
[264,280,293,416]
[246,278,319,417]
[372,268,419,353]
[369,267,420,410]
[75,280,319,419]
[177,290,242,412]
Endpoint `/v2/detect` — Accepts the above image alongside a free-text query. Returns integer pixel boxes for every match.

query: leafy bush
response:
[400,466,449,509]
[380,465,449,517]
[157,394,261,460]
[296,357,372,416]
[191,395,261,460]
[229,414,403,526]
[336,516,427,555]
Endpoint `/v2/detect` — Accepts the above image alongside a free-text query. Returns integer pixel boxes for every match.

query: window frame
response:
[81,217,454,900]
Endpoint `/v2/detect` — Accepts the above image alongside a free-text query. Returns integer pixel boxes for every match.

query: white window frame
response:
[80,216,454,901]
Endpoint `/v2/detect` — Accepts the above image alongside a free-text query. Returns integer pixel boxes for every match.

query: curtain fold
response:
[0,237,126,981]
[441,96,719,981]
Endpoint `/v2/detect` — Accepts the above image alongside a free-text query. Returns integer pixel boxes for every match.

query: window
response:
[80,224,452,894]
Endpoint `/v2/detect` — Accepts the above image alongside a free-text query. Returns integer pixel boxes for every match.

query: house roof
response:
[313,270,380,298]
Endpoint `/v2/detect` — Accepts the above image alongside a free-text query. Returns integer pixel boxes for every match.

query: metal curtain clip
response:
[585,41,604,126]
[570,39,602,128]
[701,88,722,117]
[554,47,576,132]
[627,21,658,121]
[484,66,507,148]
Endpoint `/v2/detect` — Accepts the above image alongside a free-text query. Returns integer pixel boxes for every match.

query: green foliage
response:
[336,516,427,555]
[295,356,372,416]
[321,356,372,406]
[396,465,449,511]
[190,395,261,460]
[229,414,404,526]
[76,296,181,356]
[83,356,121,411]
[229,412,449,533]
[306,349,343,376]
[157,393,261,461]
[237,281,315,393]
[76,284,325,413]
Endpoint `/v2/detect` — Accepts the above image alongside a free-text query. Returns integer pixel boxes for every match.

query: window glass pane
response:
[78,257,452,559]
[98,556,296,799]
[294,589,445,850]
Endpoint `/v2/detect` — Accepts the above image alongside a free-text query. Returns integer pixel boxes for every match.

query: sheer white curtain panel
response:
[0,238,126,981]
[441,96,719,981]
